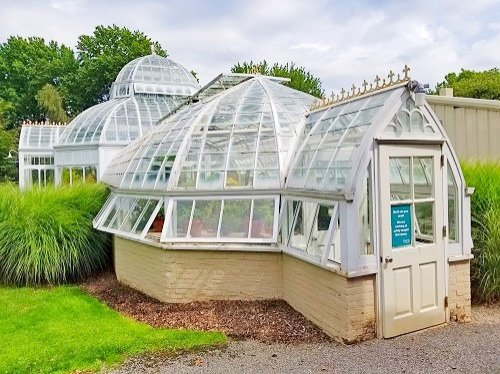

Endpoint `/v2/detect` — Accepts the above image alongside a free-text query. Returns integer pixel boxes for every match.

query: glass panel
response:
[118,199,142,232]
[102,197,123,227]
[447,162,458,243]
[198,171,224,189]
[226,170,254,187]
[289,201,316,249]
[111,198,137,230]
[251,199,274,238]
[190,200,222,238]
[413,157,433,199]
[177,171,197,188]
[415,202,434,244]
[150,203,165,233]
[306,205,333,258]
[389,157,411,201]
[132,200,158,235]
[220,200,251,238]
[361,166,373,255]
[171,200,194,237]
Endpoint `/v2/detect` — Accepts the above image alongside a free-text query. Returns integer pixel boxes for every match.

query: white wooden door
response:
[379,144,446,338]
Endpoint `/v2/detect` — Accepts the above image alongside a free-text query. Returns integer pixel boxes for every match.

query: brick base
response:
[448,260,472,323]
[113,237,283,302]
[283,255,376,344]
[113,236,472,342]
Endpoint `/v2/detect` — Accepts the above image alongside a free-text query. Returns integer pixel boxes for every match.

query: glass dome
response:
[102,76,316,190]
[57,96,184,145]
[112,55,200,98]
[56,54,200,147]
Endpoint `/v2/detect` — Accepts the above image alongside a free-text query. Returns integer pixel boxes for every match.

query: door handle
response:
[385,256,393,264]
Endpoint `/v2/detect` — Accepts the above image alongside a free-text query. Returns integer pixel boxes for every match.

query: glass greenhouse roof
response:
[57,54,200,147]
[102,76,316,190]
[19,122,66,150]
[112,55,200,98]
[57,95,185,146]
[286,89,397,193]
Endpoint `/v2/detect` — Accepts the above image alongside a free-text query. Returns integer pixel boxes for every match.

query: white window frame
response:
[160,195,280,244]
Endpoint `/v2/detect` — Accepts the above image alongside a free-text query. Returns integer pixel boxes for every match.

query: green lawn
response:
[0,286,226,373]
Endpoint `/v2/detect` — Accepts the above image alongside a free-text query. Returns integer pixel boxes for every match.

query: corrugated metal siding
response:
[427,96,500,160]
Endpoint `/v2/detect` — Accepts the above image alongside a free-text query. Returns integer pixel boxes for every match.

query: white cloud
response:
[0,0,499,92]
[50,0,87,12]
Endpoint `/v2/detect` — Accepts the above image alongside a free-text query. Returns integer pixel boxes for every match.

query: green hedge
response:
[0,183,111,285]
[462,161,500,302]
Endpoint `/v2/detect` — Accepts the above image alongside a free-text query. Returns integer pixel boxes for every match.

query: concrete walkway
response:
[108,305,500,374]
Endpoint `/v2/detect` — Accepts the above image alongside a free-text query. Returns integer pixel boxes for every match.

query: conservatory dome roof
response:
[56,54,199,147]
[102,76,316,190]
[111,54,200,98]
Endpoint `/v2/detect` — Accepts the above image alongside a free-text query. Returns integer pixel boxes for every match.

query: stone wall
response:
[282,254,376,344]
[113,236,283,303]
[448,260,472,322]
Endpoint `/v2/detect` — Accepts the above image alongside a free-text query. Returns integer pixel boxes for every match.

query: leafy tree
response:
[0,100,17,181]
[231,60,324,98]
[0,36,78,129]
[433,68,500,100]
[69,25,167,112]
[35,84,69,123]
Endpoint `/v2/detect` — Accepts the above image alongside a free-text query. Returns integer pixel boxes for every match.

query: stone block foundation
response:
[113,236,472,342]
[448,260,472,323]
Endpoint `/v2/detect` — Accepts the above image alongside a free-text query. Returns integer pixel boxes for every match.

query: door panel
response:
[379,144,445,338]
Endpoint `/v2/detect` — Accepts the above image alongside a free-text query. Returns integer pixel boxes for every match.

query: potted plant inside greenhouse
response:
[151,205,165,233]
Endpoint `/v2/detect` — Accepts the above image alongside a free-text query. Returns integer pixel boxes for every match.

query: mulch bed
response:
[80,273,330,344]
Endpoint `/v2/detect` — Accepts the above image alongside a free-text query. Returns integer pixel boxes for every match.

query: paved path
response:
[108,306,500,374]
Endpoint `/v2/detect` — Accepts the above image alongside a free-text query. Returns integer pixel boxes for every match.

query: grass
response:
[0,183,111,285]
[0,285,226,374]
[462,161,500,302]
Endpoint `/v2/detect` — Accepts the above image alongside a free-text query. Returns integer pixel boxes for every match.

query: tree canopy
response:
[0,25,168,129]
[68,25,168,112]
[0,100,17,181]
[0,36,78,129]
[35,84,69,123]
[433,68,500,100]
[231,60,324,98]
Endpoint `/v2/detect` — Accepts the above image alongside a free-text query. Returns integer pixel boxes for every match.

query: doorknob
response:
[385,256,393,264]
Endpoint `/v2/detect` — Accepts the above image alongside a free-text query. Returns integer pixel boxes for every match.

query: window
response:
[284,199,339,262]
[98,196,162,237]
[389,156,435,248]
[361,164,373,255]
[163,197,278,242]
[447,162,458,243]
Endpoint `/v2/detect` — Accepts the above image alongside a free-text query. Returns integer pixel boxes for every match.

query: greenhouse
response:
[94,69,473,342]
[17,121,66,189]
[52,53,200,184]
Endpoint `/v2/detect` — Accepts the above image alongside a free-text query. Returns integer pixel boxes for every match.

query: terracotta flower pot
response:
[152,216,164,232]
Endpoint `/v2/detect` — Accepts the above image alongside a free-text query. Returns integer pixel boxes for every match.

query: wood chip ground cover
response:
[81,274,330,344]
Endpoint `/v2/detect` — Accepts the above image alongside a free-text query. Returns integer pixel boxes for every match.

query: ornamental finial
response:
[310,65,412,111]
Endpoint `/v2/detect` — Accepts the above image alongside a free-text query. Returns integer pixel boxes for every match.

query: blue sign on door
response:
[391,204,412,248]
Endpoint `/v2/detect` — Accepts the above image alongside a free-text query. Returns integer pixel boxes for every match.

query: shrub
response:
[462,161,500,302]
[0,183,111,285]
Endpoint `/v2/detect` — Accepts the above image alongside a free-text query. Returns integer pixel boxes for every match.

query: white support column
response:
[339,201,362,274]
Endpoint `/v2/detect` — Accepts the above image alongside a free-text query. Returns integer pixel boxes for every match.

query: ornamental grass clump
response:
[462,161,500,302]
[0,183,111,285]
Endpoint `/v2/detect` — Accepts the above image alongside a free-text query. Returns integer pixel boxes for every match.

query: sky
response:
[1,0,499,95]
